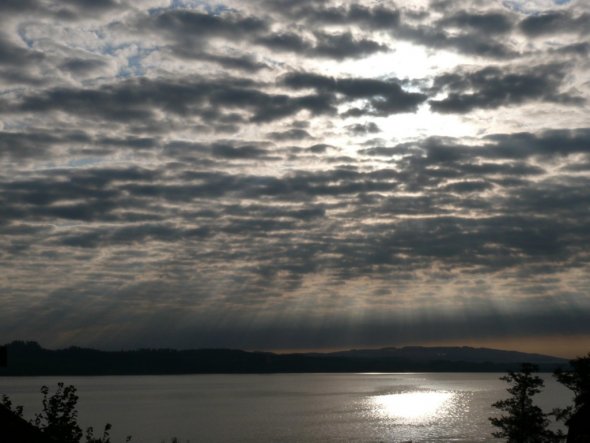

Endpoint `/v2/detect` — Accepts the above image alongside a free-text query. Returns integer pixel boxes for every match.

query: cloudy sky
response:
[1,0,589,357]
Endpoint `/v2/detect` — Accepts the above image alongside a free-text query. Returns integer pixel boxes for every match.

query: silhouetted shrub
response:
[1,393,24,418]
[34,383,83,443]
[2,383,130,442]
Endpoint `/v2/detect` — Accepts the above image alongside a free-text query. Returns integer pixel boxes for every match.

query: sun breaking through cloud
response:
[0,0,589,356]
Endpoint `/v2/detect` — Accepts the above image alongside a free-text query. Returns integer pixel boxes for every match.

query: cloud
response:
[310,31,389,60]
[554,41,590,56]
[429,63,584,113]
[148,9,268,44]
[0,0,121,21]
[4,76,340,124]
[169,51,268,72]
[283,72,427,115]
[305,4,401,29]
[436,11,514,34]
[268,129,313,141]
[0,34,43,66]
[210,143,268,159]
[0,0,589,351]
[147,7,389,61]
[0,0,40,14]
[258,1,401,29]
[400,24,517,58]
[257,30,389,60]
[519,10,590,36]
[58,57,108,74]
[346,122,380,135]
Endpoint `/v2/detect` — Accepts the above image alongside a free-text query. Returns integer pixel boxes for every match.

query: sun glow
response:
[373,391,455,421]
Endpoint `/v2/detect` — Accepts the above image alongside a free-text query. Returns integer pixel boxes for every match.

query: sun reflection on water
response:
[372,391,455,422]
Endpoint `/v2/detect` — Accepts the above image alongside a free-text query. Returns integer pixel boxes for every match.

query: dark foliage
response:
[1,393,24,418]
[490,363,561,442]
[0,402,53,443]
[554,353,590,443]
[1,382,129,443]
[34,383,83,443]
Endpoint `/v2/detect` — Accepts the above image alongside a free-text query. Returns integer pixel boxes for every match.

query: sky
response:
[0,0,589,358]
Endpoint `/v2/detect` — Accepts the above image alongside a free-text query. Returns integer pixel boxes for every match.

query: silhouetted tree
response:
[554,353,590,443]
[490,363,561,442]
[2,383,129,442]
[34,383,83,443]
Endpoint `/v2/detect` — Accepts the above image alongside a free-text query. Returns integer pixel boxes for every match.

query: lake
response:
[0,373,572,442]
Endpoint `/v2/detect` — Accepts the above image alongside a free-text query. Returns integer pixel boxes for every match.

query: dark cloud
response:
[5,76,339,123]
[442,180,494,193]
[260,0,516,59]
[149,7,388,61]
[257,31,388,59]
[430,63,584,113]
[57,222,211,249]
[210,143,267,159]
[61,0,119,10]
[306,4,401,29]
[0,129,164,163]
[0,34,44,66]
[519,11,590,36]
[256,32,310,52]
[159,50,268,72]
[58,57,108,74]
[4,69,431,125]
[149,9,268,44]
[96,135,159,150]
[0,0,122,22]
[394,20,517,59]
[311,31,389,59]
[346,122,380,135]
[205,54,267,72]
[283,72,427,115]
[483,128,590,158]
[0,130,61,160]
[0,0,39,14]
[561,157,590,172]
[309,144,334,154]
[436,11,514,34]
[268,129,313,141]
[162,139,277,162]
[259,2,587,61]
[362,129,590,165]
[143,8,279,64]
[554,42,590,56]
[259,2,401,29]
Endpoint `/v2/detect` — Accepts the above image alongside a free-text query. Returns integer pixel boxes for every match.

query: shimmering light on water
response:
[373,391,455,422]
[0,374,572,442]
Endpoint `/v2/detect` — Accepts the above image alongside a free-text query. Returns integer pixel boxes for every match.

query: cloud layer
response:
[1,0,589,354]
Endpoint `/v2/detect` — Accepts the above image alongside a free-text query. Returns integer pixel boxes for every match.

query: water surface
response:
[0,373,572,442]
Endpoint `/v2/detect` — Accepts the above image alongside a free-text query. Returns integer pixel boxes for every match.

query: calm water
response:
[0,373,572,442]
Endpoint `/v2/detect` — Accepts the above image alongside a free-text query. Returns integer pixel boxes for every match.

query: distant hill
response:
[0,341,568,376]
[317,346,566,364]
